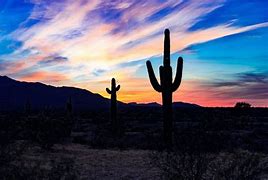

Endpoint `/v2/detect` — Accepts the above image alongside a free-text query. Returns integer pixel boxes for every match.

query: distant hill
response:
[128,102,201,108]
[128,102,161,107]
[0,76,115,111]
[173,101,201,108]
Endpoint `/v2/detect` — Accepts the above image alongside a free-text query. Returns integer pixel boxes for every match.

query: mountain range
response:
[0,76,201,111]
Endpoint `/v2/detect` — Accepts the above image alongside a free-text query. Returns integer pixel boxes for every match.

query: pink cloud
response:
[19,71,68,84]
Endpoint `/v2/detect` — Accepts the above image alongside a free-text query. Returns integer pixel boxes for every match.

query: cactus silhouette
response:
[66,97,72,115]
[25,98,31,115]
[106,78,121,135]
[65,97,73,136]
[146,29,183,147]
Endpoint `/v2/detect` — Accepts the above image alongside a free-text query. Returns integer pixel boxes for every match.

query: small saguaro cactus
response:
[65,97,73,137]
[106,78,121,135]
[66,97,73,115]
[25,98,31,115]
[146,29,183,147]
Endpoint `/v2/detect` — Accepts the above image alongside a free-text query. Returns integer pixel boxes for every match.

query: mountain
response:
[173,102,201,108]
[128,102,161,107]
[0,76,201,111]
[0,76,115,111]
[128,101,201,108]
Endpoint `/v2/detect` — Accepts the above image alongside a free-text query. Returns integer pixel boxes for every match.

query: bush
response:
[235,102,252,108]
[151,150,268,180]
[208,150,268,180]
[25,112,70,150]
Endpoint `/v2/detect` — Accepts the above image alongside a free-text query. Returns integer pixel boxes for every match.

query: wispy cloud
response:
[19,71,68,84]
[176,72,268,107]
[39,55,68,65]
[207,72,268,99]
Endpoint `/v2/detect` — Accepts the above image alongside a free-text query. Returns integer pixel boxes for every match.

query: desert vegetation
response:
[106,78,122,136]
[146,29,183,147]
[0,106,268,179]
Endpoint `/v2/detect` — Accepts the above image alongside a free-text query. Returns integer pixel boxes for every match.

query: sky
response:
[0,0,268,107]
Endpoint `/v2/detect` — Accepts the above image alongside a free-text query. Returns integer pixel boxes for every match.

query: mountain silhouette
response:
[128,102,161,107]
[173,101,201,108]
[128,102,201,108]
[0,76,114,111]
[0,76,201,111]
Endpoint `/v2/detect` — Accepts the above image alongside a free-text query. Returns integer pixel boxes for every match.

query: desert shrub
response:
[151,128,217,179]
[151,150,213,180]
[2,157,79,180]
[47,158,79,180]
[25,112,69,150]
[91,123,126,149]
[174,126,232,153]
[35,113,60,149]
[208,150,268,180]
[151,150,268,180]
[235,102,252,108]
[151,124,268,179]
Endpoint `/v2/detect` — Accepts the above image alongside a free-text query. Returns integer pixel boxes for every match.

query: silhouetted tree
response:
[235,102,251,108]
[146,29,183,147]
[106,78,121,136]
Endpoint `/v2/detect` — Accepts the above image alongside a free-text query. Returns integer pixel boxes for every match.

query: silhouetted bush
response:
[235,102,252,108]
[25,112,71,150]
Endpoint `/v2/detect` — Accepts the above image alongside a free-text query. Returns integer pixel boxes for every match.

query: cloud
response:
[0,60,27,76]
[18,71,68,83]
[0,61,8,71]
[238,72,267,84]
[1,0,268,106]
[10,0,266,71]
[39,55,68,65]
[207,72,268,99]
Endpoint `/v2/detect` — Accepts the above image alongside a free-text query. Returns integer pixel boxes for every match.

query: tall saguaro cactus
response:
[146,29,183,147]
[106,78,121,135]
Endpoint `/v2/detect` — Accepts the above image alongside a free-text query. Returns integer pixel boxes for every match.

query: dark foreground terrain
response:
[1,107,268,179]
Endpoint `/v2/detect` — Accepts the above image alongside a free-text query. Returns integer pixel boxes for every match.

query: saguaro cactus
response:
[146,29,183,147]
[106,78,120,135]
[25,98,31,115]
[66,97,72,115]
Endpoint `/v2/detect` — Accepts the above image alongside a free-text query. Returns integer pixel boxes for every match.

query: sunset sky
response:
[0,0,267,106]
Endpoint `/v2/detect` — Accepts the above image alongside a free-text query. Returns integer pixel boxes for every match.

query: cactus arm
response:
[116,85,120,91]
[171,57,183,92]
[106,88,112,94]
[146,60,162,92]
